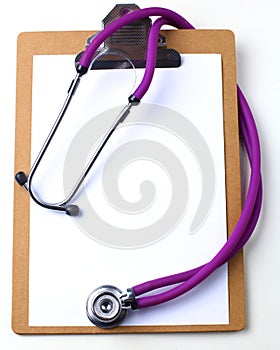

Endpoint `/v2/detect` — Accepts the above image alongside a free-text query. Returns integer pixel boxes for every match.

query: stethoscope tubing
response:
[74,9,261,309]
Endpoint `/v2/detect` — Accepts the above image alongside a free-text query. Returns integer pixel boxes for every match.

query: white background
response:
[0,0,279,349]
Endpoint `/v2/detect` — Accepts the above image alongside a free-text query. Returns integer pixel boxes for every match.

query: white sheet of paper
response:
[29,53,229,326]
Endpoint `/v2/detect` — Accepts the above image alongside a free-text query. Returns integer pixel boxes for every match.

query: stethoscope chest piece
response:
[86,285,127,328]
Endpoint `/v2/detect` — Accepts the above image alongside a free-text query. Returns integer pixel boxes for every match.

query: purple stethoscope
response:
[15,7,262,328]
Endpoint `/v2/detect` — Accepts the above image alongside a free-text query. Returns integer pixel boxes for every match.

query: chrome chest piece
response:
[86,285,137,328]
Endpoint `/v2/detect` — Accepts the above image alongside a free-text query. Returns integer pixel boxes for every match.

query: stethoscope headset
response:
[15,7,262,328]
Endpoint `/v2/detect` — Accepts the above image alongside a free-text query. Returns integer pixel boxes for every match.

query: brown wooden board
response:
[13,29,244,334]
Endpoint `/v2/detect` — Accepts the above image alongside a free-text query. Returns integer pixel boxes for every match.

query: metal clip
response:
[75,4,181,70]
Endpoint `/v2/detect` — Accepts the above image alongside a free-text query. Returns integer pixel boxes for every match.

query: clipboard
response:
[13,29,245,334]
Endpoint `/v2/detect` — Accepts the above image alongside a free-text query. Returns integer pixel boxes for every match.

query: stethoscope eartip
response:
[65,205,79,216]
[15,171,28,186]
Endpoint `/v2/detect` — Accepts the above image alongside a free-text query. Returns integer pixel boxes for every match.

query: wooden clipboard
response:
[13,29,245,334]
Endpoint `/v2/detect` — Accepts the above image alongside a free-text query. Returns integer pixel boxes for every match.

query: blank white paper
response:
[29,53,229,326]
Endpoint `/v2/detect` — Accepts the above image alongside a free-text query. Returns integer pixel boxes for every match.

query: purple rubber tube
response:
[78,7,262,308]
[132,17,172,100]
